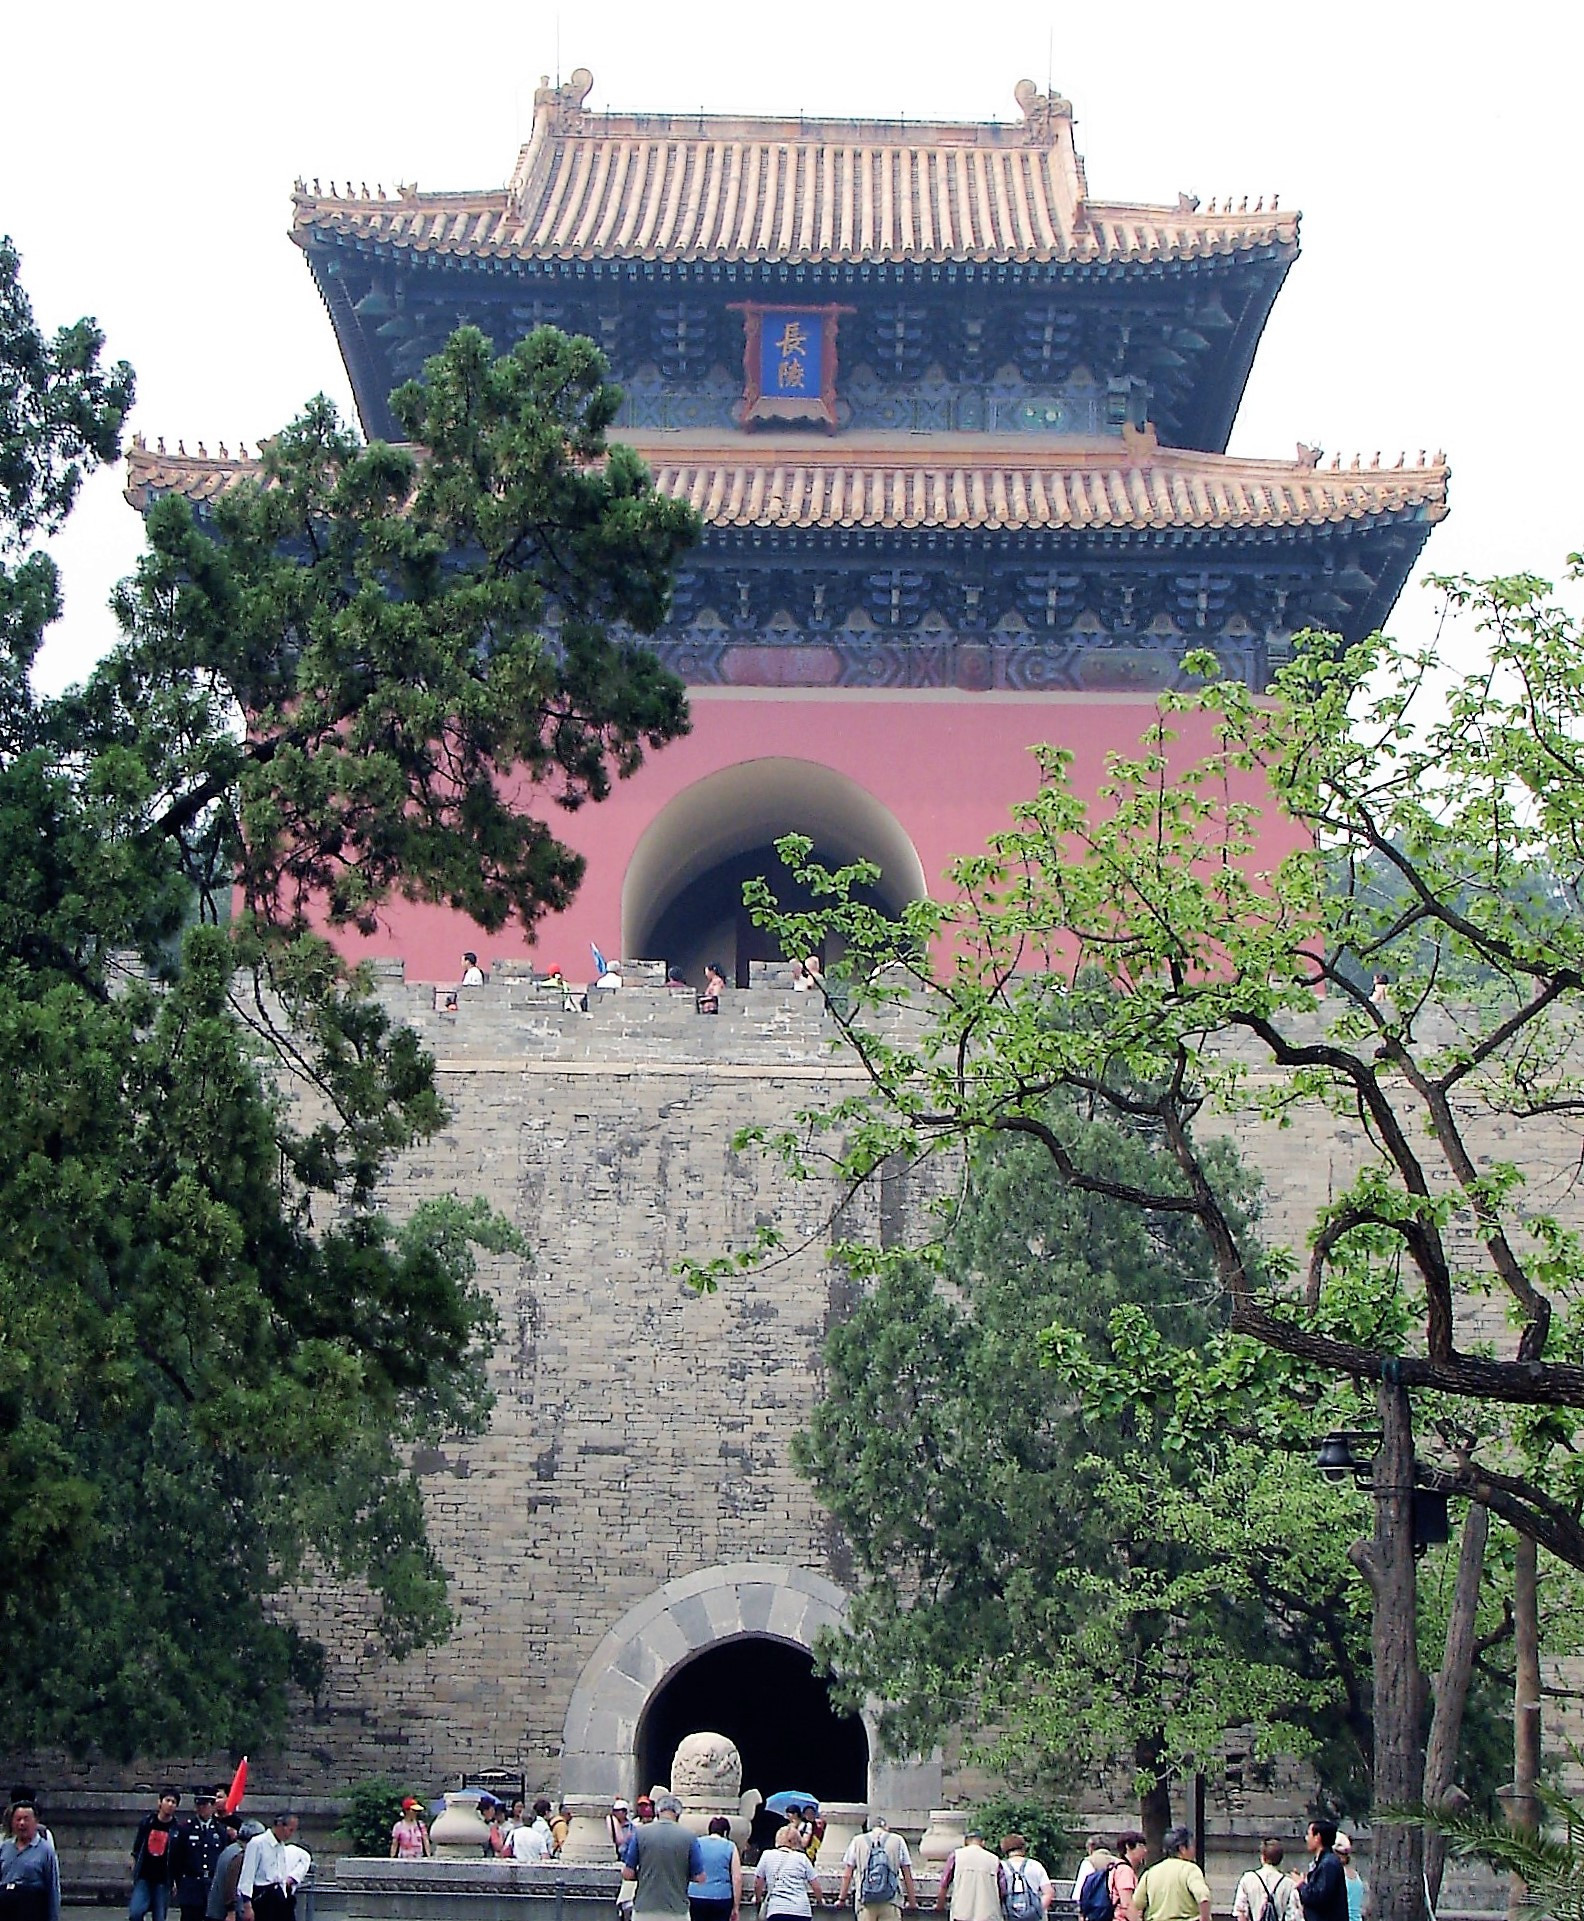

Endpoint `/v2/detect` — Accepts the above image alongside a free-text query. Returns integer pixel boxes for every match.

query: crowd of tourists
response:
[609,1804,1370,1921]
[0,1786,311,1921]
[1,1783,1370,1921]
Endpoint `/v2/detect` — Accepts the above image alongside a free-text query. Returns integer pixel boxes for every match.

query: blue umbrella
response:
[765,1792,820,1816]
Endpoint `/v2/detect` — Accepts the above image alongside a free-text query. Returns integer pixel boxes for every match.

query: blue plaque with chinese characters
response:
[732,302,851,430]
[759,311,824,399]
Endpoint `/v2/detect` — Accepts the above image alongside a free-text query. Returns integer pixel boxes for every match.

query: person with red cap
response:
[390,1802,430,1861]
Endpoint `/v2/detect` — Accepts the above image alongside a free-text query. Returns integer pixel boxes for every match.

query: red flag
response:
[223,1758,248,1815]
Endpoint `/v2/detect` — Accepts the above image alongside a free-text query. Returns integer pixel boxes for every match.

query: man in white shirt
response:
[1072,1837,1113,1903]
[1233,1841,1295,1921]
[237,1815,308,1921]
[508,1816,551,1864]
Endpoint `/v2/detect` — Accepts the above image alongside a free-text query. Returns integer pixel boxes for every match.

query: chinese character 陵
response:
[776,355,807,390]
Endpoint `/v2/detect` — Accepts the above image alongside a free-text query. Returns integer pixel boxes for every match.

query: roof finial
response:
[178,439,186,456]
[534,65,594,126]
[157,436,166,454]
[1417,449,1427,467]
[1013,77,1071,138]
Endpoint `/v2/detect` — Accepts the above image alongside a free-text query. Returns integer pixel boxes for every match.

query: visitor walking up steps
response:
[940,1826,1004,1921]
[755,1825,823,1920]
[838,1816,915,1921]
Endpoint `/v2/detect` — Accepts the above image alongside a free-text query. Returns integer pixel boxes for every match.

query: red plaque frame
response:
[730,302,853,431]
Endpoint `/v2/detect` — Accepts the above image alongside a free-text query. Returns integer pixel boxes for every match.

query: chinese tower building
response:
[104,76,1455,1849]
[128,68,1447,985]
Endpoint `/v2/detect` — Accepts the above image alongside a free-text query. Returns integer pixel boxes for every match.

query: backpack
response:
[1004,1863,1043,1921]
[860,1837,902,1908]
[1079,1865,1118,1921]
[1252,1871,1284,1921]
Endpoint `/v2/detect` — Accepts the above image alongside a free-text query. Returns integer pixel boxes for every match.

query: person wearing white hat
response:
[1332,1837,1367,1921]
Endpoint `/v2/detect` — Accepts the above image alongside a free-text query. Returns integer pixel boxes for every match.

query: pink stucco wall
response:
[321,689,1308,983]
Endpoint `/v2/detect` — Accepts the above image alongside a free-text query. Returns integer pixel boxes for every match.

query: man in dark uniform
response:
[174,1793,229,1921]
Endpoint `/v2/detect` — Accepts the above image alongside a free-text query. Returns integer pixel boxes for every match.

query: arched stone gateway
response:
[621,758,929,985]
[560,1563,940,1819]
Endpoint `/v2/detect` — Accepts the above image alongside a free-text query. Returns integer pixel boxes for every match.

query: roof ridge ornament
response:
[534,66,595,130]
[1013,78,1072,140]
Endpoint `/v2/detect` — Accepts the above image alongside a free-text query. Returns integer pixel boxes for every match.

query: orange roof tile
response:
[123,429,1446,537]
[292,71,1297,270]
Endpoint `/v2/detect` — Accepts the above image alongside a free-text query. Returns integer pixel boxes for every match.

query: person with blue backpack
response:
[837,1817,916,1921]
[998,1836,1052,1921]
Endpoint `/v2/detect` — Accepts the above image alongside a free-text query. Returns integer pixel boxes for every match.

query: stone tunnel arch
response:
[559,1563,939,1814]
[621,759,929,984]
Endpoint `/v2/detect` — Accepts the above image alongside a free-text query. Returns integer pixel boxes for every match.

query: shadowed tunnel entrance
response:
[636,1637,868,1842]
[622,759,929,987]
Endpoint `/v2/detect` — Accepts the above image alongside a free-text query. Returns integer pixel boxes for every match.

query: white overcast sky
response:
[5,0,1579,691]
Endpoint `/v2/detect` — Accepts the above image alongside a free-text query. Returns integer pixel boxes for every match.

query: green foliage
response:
[969,1798,1074,1873]
[0,250,694,1757]
[339,1775,413,1857]
[104,322,697,936]
[735,565,1584,1571]
[0,235,134,717]
[799,1120,1373,1820]
[1416,1783,1584,1921]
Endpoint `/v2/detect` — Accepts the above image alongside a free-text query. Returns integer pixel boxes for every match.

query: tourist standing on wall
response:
[623,1793,697,1921]
[1129,1829,1211,1921]
[688,1815,741,1921]
[174,1792,229,1921]
[1,1799,59,1921]
[755,1824,823,1921]
[940,1825,1004,1921]
[838,1816,916,1921]
[129,1789,183,1921]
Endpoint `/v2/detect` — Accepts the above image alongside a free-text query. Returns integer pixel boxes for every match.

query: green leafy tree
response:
[798,1121,1372,1847]
[0,243,697,1758]
[721,563,1584,1920]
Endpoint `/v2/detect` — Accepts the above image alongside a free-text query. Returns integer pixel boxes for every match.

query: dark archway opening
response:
[635,1637,868,1852]
[645,844,893,987]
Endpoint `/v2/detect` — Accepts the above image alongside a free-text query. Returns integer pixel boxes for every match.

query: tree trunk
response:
[1507,1532,1541,1921]
[1424,1503,1489,1907]
[1371,1378,1426,1921]
[1136,1731,1173,1862]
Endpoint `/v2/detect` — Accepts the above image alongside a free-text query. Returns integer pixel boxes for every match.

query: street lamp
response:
[1315,1429,1449,1553]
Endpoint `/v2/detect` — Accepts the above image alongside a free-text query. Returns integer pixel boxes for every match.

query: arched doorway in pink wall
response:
[622,757,929,984]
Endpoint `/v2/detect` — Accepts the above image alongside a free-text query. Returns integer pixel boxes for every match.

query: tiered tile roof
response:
[291,71,1296,270]
[123,430,1448,537]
